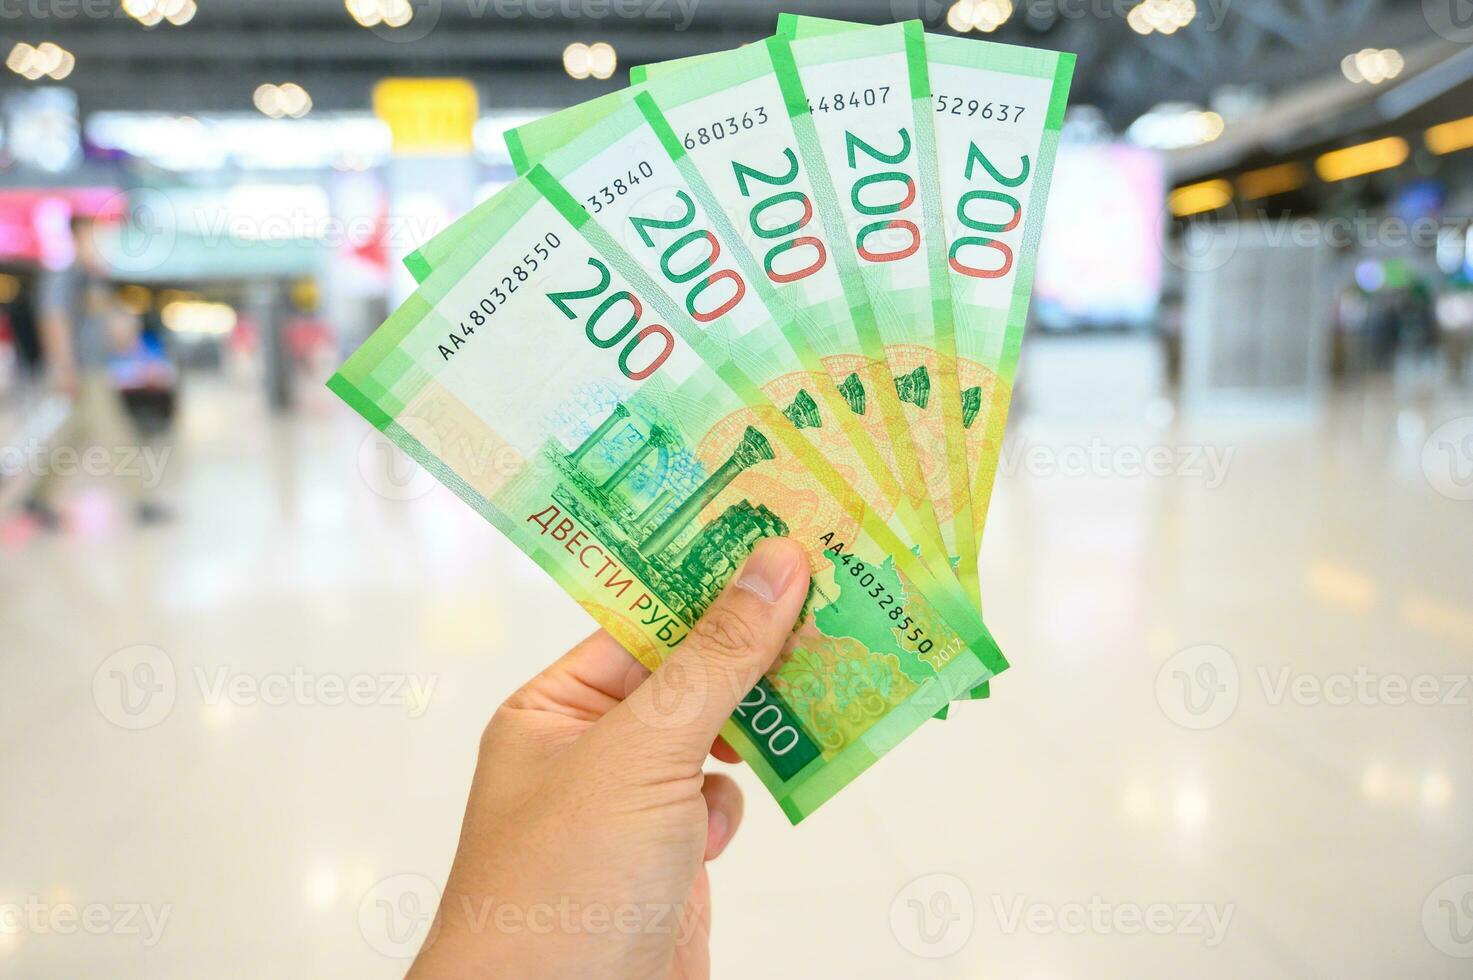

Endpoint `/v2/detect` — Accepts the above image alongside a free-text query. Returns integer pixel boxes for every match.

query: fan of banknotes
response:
[331,14,1074,822]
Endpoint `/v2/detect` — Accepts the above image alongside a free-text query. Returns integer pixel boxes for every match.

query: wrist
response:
[411,887,678,980]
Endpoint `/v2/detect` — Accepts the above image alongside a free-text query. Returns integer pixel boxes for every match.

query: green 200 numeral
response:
[547,257,675,380]
[844,129,919,263]
[949,144,1031,279]
[732,148,826,284]
[629,191,746,322]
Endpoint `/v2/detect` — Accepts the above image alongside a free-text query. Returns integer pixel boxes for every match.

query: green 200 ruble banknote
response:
[330,174,1006,822]
[778,14,1076,599]
[406,37,990,706]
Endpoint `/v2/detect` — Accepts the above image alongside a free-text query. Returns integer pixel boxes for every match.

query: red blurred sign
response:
[0,187,124,267]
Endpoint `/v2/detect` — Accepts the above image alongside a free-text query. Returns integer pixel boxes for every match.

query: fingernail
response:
[707,809,729,854]
[733,539,803,604]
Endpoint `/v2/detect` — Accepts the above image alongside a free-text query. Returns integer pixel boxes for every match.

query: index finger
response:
[505,629,651,719]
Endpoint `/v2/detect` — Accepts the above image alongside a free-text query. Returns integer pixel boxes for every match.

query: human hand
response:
[409,537,811,980]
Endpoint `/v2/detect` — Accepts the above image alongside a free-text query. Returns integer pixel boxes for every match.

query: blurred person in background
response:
[25,213,170,529]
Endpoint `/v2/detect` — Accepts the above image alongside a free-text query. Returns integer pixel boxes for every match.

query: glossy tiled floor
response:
[3,341,1471,978]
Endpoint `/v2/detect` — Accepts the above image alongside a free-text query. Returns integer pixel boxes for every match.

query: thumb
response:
[595,537,810,767]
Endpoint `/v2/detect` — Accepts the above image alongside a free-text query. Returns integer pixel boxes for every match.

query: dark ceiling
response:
[0,0,1453,128]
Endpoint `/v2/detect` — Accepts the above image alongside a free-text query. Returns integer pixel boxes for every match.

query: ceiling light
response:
[1343,48,1403,85]
[563,42,592,80]
[1235,162,1307,200]
[277,83,313,118]
[50,48,76,79]
[1168,178,1232,217]
[347,0,414,28]
[345,0,381,26]
[1128,0,1196,36]
[5,43,33,75]
[946,0,1012,33]
[166,0,197,25]
[1426,115,1473,155]
[971,0,1013,32]
[254,83,283,118]
[588,42,617,80]
[254,82,312,119]
[32,42,63,75]
[1127,104,1224,149]
[254,83,312,119]
[7,41,77,81]
[1314,136,1409,182]
[123,0,184,26]
[382,0,413,28]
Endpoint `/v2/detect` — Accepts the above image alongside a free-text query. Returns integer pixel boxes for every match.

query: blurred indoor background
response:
[2,0,1471,977]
